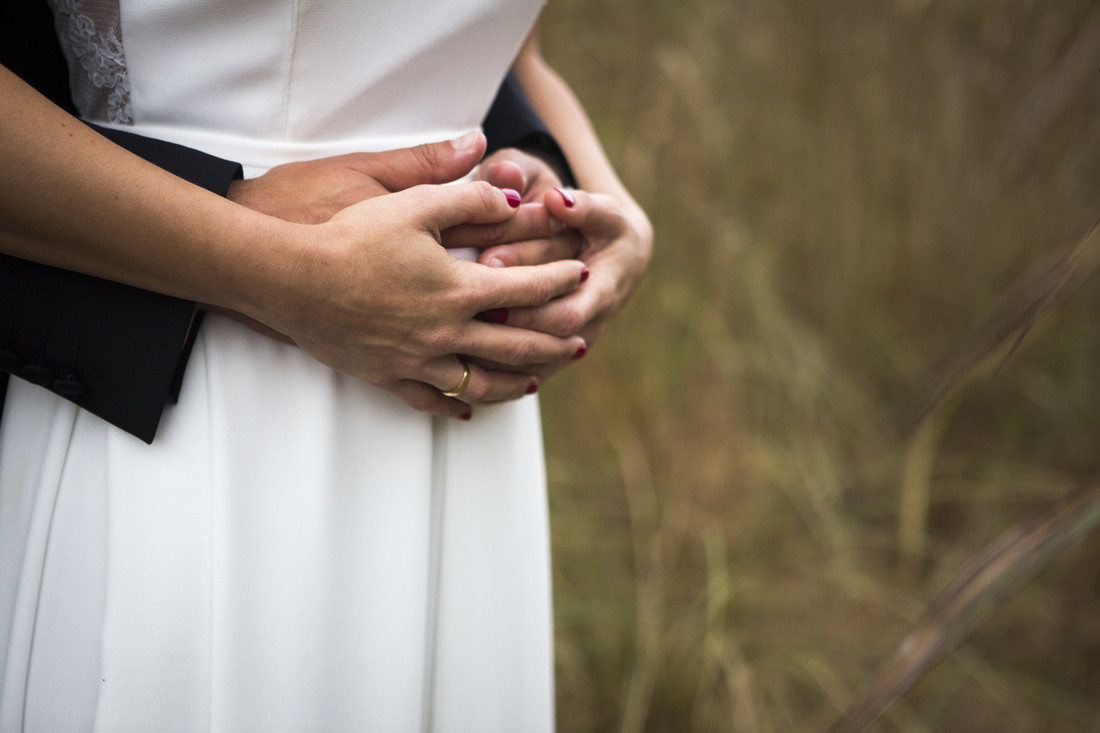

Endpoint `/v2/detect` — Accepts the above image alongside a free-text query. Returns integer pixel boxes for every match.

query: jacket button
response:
[19,364,54,386]
[52,375,86,397]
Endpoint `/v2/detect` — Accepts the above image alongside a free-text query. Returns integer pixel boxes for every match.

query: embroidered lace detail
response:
[48,0,132,124]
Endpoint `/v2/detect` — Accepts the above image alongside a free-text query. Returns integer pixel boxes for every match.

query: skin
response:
[0,21,651,417]
[219,22,653,390]
[209,135,573,352]
[471,29,654,381]
[0,66,587,420]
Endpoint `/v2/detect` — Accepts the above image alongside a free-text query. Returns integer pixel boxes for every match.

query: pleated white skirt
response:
[0,313,554,732]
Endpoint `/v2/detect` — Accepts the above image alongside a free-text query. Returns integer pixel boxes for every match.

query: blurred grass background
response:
[536,1,1100,731]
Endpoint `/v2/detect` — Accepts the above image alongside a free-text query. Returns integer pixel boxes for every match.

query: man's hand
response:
[225,133,569,252]
[226,131,487,224]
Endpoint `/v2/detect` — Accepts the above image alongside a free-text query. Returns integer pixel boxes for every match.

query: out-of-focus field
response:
[537,1,1100,731]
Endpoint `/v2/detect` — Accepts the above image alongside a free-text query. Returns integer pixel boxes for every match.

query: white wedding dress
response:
[0,1,555,731]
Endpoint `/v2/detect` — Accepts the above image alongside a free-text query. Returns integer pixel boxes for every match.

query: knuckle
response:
[412,143,441,174]
[447,278,483,315]
[462,379,489,404]
[480,221,508,246]
[503,339,537,366]
[421,326,456,355]
[470,180,501,208]
[530,276,557,305]
[550,305,586,337]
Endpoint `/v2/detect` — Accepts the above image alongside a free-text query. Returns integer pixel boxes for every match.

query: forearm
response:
[0,65,593,425]
[0,66,303,317]
[501,28,652,369]
[511,32,643,220]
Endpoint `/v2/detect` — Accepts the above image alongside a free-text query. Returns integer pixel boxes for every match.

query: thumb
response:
[477,160,527,193]
[352,131,487,191]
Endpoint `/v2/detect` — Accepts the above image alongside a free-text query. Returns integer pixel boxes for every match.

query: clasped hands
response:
[221,131,650,419]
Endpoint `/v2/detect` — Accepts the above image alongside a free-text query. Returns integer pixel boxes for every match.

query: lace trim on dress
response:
[48,0,132,124]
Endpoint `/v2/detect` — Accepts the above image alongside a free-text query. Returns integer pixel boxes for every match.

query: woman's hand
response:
[463,27,655,384]
[472,187,652,381]
[212,138,593,416]
[243,181,589,420]
[464,146,584,266]
[0,70,589,419]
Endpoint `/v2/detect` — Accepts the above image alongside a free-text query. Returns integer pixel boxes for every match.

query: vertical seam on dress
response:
[21,405,79,730]
[203,333,216,733]
[280,0,303,140]
[422,418,448,733]
[92,415,109,732]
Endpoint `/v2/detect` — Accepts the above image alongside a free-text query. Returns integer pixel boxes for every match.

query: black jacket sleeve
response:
[1,2,243,443]
[483,71,575,187]
[0,126,243,442]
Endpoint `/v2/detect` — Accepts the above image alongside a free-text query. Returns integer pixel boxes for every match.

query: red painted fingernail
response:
[526,380,539,395]
[580,267,590,283]
[503,188,522,208]
[572,345,587,360]
[485,308,509,324]
[556,187,576,208]
[460,411,473,421]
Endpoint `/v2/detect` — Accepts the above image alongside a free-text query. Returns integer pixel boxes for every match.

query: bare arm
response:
[511,31,648,225]
[0,66,588,418]
[0,67,291,308]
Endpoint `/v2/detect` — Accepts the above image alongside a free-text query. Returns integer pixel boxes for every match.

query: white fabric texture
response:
[0,1,552,731]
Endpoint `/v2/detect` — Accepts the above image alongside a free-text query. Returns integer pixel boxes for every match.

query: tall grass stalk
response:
[832,478,1100,732]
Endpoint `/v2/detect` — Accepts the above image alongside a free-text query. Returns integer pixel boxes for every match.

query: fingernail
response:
[556,187,576,208]
[460,411,473,421]
[526,380,539,395]
[488,256,506,268]
[485,308,509,324]
[451,130,480,151]
[572,345,587,360]
[580,267,590,283]
[503,188,522,208]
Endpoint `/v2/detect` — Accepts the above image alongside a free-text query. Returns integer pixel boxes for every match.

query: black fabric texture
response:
[483,72,576,187]
[1,3,242,442]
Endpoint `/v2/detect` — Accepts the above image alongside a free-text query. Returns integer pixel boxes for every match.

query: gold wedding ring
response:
[442,363,471,397]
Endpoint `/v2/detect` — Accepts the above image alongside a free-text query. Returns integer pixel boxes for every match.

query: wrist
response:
[224,178,252,206]
[218,215,324,332]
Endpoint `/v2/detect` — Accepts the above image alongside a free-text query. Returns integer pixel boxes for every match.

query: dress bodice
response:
[50,0,545,169]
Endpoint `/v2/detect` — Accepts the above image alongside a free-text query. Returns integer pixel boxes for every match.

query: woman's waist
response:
[94,122,479,177]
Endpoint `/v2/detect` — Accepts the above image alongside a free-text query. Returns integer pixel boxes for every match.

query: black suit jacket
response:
[1,3,567,443]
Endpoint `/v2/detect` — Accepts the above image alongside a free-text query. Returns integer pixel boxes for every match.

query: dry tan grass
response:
[537,1,1100,731]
